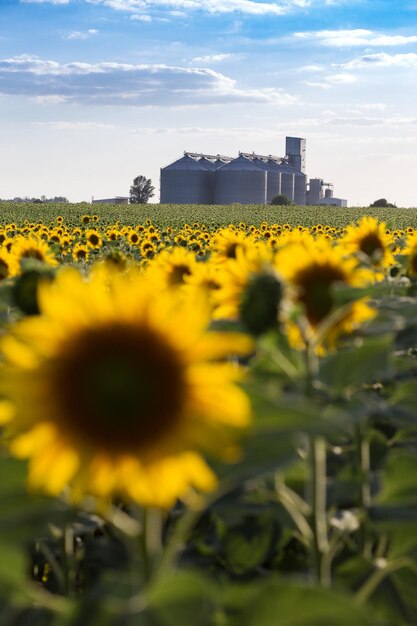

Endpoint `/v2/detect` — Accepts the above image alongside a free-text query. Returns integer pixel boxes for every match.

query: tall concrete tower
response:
[286,136,306,173]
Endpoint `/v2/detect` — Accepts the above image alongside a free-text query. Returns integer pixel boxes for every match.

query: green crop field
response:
[1,201,417,228]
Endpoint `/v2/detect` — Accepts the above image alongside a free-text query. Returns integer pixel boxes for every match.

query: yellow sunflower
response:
[140,239,157,259]
[275,239,374,349]
[0,267,252,508]
[146,247,198,291]
[72,243,90,263]
[340,216,394,269]
[12,236,58,268]
[401,232,417,276]
[211,228,256,262]
[0,248,19,280]
[85,229,103,249]
[212,243,277,322]
[183,260,223,314]
[125,229,140,246]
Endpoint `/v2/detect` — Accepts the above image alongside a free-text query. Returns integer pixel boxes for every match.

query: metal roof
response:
[184,151,233,162]
[217,155,267,171]
[162,154,209,171]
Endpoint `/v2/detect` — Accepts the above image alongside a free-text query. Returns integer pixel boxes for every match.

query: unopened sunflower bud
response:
[239,271,283,336]
[12,268,54,315]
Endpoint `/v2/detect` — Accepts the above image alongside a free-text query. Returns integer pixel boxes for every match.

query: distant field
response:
[1,202,417,228]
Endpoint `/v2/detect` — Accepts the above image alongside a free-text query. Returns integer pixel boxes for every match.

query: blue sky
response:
[1,0,417,206]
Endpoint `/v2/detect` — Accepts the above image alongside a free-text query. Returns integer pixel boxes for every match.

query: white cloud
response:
[302,72,356,87]
[339,52,417,70]
[21,0,70,4]
[303,81,330,89]
[327,115,417,127]
[294,29,417,47]
[0,55,297,107]
[300,64,325,72]
[325,73,357,84]
[34,121,114,129]
[85,0,314,15]
[34,95,69,104]
[130,14,152,20]
[65,29,98,40]
[191,53,237,63]
[19,0,353,15]
[356,103,387,111]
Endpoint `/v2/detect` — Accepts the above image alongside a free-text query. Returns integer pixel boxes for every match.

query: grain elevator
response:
[160,137,346,206]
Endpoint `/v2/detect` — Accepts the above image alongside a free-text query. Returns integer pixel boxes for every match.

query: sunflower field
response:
[2,209,417,625]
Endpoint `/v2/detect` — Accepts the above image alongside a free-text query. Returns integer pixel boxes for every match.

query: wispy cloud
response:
[65,29,98,40]
[326,73,357,84]
[327,115,417,127]
[34,121,114,129]
[22,0,335,16]
[339,52,417,70]
[191,53,239,63]
[294,29,417,47]
[0,55,297,107]
[86,0,311,16]
[21,0,70,4]
[303,72,356,88]
[130,14,152,21]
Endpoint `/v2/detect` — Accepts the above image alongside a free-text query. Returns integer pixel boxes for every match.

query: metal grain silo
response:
[266,159,282,203]
[160,155,214,204]
[280,171,295,202]
[214,156,267,205]
[293,173,307,205]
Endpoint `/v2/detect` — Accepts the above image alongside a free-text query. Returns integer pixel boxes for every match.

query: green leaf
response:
[319,335,393,393]
[222,515,277,575]
[226,579,377,626]
[377,450,417,505]
[146,571,218,626]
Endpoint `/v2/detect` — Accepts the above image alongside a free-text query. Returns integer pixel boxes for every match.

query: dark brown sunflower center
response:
[203,280,220,290]
[226,243,238,259]
[51,324,186,453]
[169,264,192,286]
[21,248,45,261]
[358,233,383,258]
[296,263,346,327]
[76,249,87,260]
[88,234,100,246]
[0,258,9,280]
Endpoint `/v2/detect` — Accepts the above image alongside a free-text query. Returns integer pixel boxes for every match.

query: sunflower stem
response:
[154,504,202,581]
[305,339,318,398]
[142,507,163,582]
[356,424,372,558]
[310,435,329,587]
[140,508,160,583]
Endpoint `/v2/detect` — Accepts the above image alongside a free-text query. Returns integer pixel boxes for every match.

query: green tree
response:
[370,198,396,208]
[271,194,292,206]
[130,175,155,204]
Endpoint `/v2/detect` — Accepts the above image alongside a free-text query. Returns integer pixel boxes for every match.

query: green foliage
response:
[370,198,397,208]
[129,176,155,204]
[270,195,292,206]
[1,202,417,228]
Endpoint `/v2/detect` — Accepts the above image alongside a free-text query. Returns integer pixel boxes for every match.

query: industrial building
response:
[92,196,129,205]
[160,136,347,206]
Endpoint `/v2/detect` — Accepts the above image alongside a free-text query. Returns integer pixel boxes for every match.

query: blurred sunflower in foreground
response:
[0,266,252,508]
[340,216,394,270]
[402,231,417,277]
[275,239,374,349]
